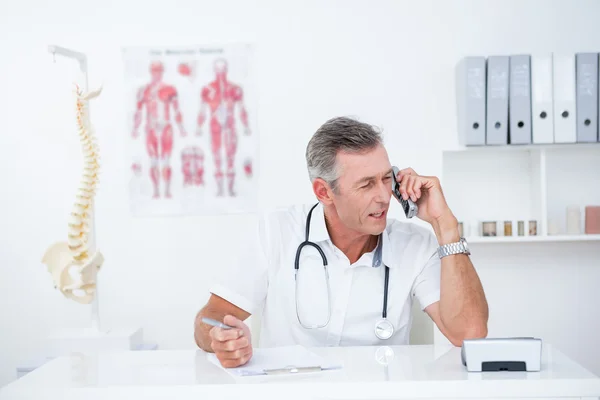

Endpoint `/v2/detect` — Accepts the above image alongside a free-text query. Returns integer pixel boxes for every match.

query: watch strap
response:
[437,238,470,259]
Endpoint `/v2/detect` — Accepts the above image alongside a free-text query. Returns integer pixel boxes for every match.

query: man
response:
[194,116,489,368]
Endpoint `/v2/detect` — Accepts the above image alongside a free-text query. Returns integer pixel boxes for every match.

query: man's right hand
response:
[209,315,253,368]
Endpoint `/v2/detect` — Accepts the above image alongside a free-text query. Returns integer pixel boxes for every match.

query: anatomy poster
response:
[122,44,258,216]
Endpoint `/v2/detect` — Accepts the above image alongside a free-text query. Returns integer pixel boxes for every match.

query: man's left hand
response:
[396,168,459,243]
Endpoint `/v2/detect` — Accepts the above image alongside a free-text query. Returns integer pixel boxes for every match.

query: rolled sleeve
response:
[412,249,441,311]
[208,215,269,315]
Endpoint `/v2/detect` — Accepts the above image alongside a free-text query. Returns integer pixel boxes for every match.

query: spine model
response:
[42,84,105,304]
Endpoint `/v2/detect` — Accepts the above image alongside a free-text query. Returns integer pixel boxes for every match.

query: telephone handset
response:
[391,166,418,219]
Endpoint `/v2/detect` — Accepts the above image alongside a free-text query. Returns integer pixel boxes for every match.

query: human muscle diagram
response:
[132,61,187,199]
[181,145,205,186]
[196,58,251,197]
[123,44,257,216]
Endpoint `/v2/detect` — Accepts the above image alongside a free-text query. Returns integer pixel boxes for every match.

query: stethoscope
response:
[294,202,394,340]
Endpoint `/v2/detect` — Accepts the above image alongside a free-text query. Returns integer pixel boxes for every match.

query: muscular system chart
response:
[123,44,257,216]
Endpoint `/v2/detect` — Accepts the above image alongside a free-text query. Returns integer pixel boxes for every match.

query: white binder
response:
[531,54,554,144]
[553,53,577,143]
[456,57,486,146]
[575,52,599,142]
[509,55,533,144]
[485,56,509,145]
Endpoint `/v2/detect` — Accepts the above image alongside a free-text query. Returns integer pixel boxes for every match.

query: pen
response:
[264,366,323,375]
[201,317,233,330]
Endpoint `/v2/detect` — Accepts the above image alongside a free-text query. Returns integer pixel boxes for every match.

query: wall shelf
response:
[466,234,600,243]
[443,142,600,153]
[441,143,600,242]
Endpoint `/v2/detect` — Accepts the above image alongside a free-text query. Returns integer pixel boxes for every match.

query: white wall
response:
[1,0,600,387]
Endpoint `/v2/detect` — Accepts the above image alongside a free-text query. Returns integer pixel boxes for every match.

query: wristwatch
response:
[437,237,471,259]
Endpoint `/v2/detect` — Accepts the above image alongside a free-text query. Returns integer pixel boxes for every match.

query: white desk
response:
[1,344,599,400]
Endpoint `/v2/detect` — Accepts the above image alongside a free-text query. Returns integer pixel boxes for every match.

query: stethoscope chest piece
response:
[374,318,394,340]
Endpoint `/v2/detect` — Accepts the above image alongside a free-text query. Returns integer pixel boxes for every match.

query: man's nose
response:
[375,180,391,202]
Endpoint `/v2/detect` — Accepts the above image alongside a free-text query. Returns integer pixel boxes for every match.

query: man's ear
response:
[312,178,334,205]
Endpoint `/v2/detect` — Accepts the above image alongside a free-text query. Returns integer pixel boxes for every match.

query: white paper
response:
[122,43,258,216]
[207,345,342,377]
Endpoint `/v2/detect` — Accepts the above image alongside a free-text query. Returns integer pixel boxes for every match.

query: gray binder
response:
[456,57,486,146]
[509,55,533,144]
[575,53,599,142]
[485,56,509,145]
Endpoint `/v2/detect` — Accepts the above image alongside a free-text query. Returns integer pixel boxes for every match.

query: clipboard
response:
[206,345,343,377]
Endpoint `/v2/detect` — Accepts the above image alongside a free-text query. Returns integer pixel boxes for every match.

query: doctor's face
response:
[331,144,393,235]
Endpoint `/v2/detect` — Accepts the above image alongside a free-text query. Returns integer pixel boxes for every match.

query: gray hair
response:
[305,116,383,192]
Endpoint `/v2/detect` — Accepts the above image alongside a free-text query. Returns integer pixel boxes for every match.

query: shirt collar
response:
[307,202,395,269]
[307,202,330,243]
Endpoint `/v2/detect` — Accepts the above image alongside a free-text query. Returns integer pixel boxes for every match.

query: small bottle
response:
[528,220,537,236]
[504,221,512,236]
[566,206,581,235]
[518,221,525,236]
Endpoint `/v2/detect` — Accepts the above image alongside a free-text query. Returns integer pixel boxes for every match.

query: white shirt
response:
[209,202,441,348]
